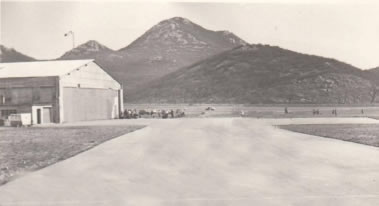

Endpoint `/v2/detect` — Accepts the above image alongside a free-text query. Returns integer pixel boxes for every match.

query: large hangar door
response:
[62,87,119,122]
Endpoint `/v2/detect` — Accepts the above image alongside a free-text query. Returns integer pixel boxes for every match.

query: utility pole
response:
[64,31,75,49]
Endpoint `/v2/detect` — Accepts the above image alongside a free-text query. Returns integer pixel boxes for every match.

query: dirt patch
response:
[0,125,144,185]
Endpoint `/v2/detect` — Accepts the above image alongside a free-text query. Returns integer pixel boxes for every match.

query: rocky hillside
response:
[364,67,379,84]
[0,45,35,62]
[60,40,114,59]
[121,17,245,53]
[59,17,246,92]
[126,44,374,104]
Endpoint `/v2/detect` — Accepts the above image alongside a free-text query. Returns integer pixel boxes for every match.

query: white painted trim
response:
[58,77,64,123]
[31,105,52,125]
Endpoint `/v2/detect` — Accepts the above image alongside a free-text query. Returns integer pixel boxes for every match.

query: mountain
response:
[60,40,114,59]
[364,67,379,85]
[59,17,247,92]
[121,17,246,53]
[117,17,246,85]
[126,44,374,104]
[0,45,35,62]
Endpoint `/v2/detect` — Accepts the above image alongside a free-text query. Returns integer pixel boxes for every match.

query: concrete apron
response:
[0,118,379,206]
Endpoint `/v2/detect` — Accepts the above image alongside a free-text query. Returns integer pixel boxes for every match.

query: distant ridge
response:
[0,45,35,62]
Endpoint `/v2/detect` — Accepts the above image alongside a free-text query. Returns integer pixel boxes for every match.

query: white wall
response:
[60,61,121,90]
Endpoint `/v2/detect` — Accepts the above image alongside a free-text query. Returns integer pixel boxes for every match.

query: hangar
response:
[0,59,123,124]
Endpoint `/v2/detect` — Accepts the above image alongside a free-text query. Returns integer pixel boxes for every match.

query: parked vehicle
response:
[205,107,216,111]
[9,113,32,127]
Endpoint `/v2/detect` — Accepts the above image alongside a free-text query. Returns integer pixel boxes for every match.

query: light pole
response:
[64,31,75,49]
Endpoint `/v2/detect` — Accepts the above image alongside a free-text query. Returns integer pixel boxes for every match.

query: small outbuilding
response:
[0,59,123,124]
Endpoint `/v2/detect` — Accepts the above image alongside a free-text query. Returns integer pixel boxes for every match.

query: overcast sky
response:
[1,0,379,69]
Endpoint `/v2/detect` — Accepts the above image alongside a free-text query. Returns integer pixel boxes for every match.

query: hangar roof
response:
[0,59,94,78]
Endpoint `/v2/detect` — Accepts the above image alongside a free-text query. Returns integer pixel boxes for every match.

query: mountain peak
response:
[121,17,246,51]
[60,40,113,59]
[76,40,111,52]
[166,17,193,24]
[151,16,196,32]
[0,45,12,52]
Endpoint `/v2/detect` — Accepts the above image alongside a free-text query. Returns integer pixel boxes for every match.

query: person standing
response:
[170,109,174,118]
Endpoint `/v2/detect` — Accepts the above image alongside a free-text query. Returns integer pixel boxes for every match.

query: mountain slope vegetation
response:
[126,44,374,104]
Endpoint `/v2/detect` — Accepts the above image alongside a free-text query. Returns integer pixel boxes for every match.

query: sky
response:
[1,0,379,69]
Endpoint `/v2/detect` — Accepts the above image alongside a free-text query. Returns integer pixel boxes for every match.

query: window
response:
[0,95,11,104]
[4,96,12,103]
[4,88,12,104]
[0,93,11,105]
[1,110,17,118]
[32,87,40,102]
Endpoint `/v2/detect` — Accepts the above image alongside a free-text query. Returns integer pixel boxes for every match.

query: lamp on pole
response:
[64,31,75,49]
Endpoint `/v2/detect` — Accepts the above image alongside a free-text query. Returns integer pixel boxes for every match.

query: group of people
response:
[283,108,364,116]
[312,109,321,115]
[122,109,139,119]
[122,108,185,119]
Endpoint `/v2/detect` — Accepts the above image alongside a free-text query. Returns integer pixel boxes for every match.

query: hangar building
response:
[0,59,123,124]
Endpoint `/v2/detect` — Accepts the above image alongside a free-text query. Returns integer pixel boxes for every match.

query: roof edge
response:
[57,59,95,77]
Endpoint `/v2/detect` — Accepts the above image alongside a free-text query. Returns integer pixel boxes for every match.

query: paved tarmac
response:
[1,118,379,206]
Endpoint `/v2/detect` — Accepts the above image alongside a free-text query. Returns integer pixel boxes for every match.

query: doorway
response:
[36,109,41,124]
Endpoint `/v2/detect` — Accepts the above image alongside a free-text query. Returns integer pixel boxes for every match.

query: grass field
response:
[0,125,144,185]
[280,124,379,147]
[125,103,379,118]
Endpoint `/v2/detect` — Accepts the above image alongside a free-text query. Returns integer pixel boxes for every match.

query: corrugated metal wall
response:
[0,77,56,88]
[0,77,59,123]
[62,87,119,122]
[0,77,57,106]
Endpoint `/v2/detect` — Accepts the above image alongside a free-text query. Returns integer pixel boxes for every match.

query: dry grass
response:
[0,125,144,185]
[280,124,379,147]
